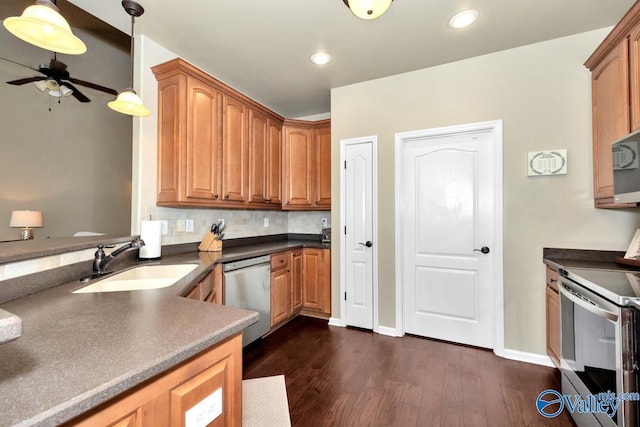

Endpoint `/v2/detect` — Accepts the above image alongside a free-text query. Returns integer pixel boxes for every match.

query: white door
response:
[400,126,496,348]
[344,141,374,329]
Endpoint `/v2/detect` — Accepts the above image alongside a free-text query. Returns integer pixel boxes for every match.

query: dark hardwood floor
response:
[243,316,575,427]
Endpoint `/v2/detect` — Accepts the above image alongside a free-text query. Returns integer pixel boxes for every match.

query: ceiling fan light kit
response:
[343,0,393,20]
[108,0,150,117]
[3,0,86,55]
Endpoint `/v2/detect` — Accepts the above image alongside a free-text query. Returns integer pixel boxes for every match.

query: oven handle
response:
[559,283,619,322]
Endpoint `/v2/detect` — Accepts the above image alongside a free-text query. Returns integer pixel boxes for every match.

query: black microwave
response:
[612,128,640,204]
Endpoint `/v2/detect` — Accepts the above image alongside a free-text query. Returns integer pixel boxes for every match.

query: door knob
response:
[358,241,373,248]
[473,246,490,254]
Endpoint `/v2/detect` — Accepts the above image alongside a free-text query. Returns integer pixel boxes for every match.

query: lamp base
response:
[19,228,34,240]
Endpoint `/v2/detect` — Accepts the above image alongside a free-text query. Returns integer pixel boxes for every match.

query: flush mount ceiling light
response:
[448,9,479,29]
[310,52,332,65]
[3,0,86,55]
[343,0,393,20]
[108,0,150,117]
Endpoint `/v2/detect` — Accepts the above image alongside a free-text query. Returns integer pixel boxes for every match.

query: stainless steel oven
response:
[559,267,640,427]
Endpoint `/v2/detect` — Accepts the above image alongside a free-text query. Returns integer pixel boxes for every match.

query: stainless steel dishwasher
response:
[223,255,271,347]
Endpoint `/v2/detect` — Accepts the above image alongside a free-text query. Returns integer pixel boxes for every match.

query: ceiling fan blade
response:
[68,78,118,96]
[7,77,46,86]
[61,81,91,103]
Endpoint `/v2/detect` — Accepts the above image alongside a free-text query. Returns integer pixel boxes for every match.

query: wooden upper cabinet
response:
[591,42,630,203]
[221,95,248,203]
[315,122,331,208]
[283,124,314,208]
[266,119,283,205]
[186,77,222,201]
[282,119,331,211]
[248,110,282,207]
[585,2,640,208]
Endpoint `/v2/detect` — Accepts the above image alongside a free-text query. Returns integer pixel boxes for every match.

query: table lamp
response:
[10,210,43,240]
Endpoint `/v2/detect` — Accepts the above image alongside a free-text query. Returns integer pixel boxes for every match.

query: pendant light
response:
[342,0,393,20]
[108,0,150,117]
[3,0,86,55]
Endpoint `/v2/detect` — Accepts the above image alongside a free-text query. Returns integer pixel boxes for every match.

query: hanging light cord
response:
[128,13,134,89]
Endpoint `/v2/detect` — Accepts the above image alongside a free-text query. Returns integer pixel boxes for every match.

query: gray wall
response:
[0,0,131,240]
[331,29,640,355]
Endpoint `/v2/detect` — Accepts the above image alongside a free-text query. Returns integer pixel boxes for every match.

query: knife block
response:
[198,231,222,252]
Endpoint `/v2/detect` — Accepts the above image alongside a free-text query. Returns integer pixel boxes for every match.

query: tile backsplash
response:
[142,208,331,245]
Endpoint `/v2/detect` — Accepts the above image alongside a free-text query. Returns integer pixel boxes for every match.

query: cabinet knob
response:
[550,278,557,283]
[224,194,230,200]
[265,199,271,203]
[213,194,219,200]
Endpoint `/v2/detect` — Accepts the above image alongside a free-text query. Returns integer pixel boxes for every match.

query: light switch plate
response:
[527,149,567,176]
[264,217,269,227]
[185,219,194,232]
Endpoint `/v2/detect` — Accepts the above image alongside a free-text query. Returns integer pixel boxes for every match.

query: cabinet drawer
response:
[271,252,290,270]
[546,266,559,292]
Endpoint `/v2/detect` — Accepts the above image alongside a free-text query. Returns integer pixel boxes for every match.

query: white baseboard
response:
[502,349,555,367]
[376,325,401,337]
[328,317,344,327]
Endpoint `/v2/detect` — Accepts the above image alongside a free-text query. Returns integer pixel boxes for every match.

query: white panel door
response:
[402,128,495,348]
[345,142,374,329]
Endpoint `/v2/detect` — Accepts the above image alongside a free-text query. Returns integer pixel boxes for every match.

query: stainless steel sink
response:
[73,264,198,294]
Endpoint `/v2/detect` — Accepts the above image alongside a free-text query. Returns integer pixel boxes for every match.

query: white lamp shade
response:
[345,0,393,20]
[10,210,43,228]
[3,0,86,55]
[108,89,151,117]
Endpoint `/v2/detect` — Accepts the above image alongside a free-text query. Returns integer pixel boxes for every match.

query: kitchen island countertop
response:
[0,237,330,426]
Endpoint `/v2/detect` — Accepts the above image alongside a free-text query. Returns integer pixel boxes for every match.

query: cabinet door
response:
[315,124,331,208]
[591,40,630,203]
[631,27,640,132]
[157,74,183,204]
[270,268,290,326]
[186,77,222,202]
[283,126,314,208]
[221,95,248,203]
[248,109,268,204]
[302,249,331,314]
[546,285,561,368]
[291,250,303,313]
[266,119,282,205]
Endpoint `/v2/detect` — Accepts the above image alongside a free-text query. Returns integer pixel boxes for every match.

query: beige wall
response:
[331,28,640,354]
[0,0,131,240]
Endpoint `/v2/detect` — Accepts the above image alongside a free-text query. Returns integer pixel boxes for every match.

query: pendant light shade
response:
[343,0,393,20]
[3,0,86,55]
[108,89,150,116]
[108,0,150,117]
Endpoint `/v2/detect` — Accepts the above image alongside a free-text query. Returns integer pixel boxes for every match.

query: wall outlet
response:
[176,219,185,232]
[185,219,194,232]
[160,220,169,235]
[264,217,269,227]
[322,218,328,228]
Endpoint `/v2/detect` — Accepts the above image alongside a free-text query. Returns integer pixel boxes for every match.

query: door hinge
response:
[344,226,347,234]
[344,160,347,169]
[344,292,347,301]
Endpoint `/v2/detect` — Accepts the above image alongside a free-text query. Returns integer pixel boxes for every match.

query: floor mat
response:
[242,375,291,427]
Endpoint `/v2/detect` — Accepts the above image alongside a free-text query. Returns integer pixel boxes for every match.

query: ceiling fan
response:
[0,55,117,103]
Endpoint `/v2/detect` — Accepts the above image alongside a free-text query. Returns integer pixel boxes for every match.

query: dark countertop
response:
[0,237,330,427]
[543,247,632,271]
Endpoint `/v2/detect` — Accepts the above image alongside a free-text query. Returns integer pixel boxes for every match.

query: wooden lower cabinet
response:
[545,266,561,367]
[66,334,242,427]
[291,250,303,312]
[302,248,331,314]
[270,260,291,327]
[183,265,222,304]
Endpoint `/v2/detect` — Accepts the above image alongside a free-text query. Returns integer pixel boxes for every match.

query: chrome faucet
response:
[91,237,145,277]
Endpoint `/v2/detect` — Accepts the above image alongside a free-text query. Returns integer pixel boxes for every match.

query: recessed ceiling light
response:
[310,52,332,65]
[448,9,479,29]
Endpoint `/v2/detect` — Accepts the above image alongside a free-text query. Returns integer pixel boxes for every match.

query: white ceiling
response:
[40,1,640,116]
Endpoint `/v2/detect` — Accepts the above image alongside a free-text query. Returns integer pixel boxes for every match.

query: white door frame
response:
[394,120,504,356]
[335,136,379,332]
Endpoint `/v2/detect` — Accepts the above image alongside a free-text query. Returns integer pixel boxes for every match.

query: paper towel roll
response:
[139,220,162,259]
